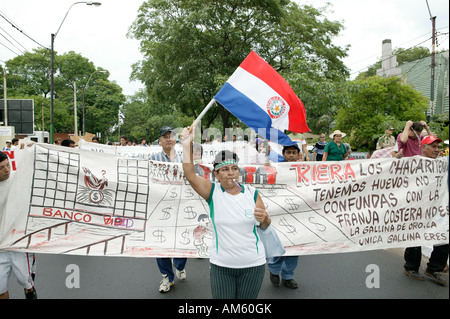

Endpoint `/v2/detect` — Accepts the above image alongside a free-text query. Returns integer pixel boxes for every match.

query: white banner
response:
[0,144,448,257]
[78,139,268,165]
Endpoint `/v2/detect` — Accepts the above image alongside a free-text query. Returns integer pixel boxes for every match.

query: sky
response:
[1,0,449,97]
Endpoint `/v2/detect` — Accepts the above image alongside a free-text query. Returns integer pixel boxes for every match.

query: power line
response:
[0,10,48,50]
[0,40,21,56]
[347,31,433,69]
[0,26,27,56]
[0,24,29,51]
[350,35,435,76]
[346,25,449,76]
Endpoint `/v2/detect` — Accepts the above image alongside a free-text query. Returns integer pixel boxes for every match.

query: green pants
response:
[210,263,265,299]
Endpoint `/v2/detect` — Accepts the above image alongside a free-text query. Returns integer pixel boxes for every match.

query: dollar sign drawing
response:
[152,229,166,243]
[184,206,197,220]
[308,217,326,232]
[170,188,178,198]
[279,217,297,234]
[268,188,277,196]
[184,188,194,198]
[285,198,300,212]
[160,206,172,220]
[180,229,191,245]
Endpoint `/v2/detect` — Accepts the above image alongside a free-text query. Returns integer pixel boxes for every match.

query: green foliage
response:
[4,2,439,149]
[128,0,349,133]
[394,46,431,65]
[336,76,429,150]
[285,49,350,134]
[118,91,193,143]
[4,48,52,97]
[3,49,125,135]
[429,112,449,141]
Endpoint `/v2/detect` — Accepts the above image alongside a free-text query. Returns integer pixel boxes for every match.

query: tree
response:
[129,0,349,134]
[84,78,126,135]
[336,76,429,150]
[118,90,192,143]
[429,112,449,141]
[4,48,52,98]
[285,49,350,134]
[3,49,125,135]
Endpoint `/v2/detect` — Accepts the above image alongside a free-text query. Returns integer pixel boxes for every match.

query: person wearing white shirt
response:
[181,126,271,299]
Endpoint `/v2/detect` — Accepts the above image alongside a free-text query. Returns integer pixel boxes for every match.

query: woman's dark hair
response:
[213,150,239,171]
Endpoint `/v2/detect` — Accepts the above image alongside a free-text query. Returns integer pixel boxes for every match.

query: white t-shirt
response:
[207,182,266,268]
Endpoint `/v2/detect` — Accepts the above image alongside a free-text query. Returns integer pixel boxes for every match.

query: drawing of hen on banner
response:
[77,166,114,206]
[14,145,152,256]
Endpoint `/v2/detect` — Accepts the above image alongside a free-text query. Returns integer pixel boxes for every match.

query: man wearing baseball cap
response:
[149,126,186,292]
[151,126,181,162]
[376,126,396,150]
[403,135,448,286]
[420,136,443,158]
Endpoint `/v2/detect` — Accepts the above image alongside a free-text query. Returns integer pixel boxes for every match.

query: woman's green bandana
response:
[215,159,237,170]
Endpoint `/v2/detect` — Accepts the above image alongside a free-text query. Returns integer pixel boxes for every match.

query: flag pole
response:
[191,98,216,129]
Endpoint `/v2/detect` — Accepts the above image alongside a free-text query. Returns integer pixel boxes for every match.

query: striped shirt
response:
[149,150,182,163]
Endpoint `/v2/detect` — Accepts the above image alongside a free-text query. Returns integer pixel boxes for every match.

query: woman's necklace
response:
[223,181,242,194]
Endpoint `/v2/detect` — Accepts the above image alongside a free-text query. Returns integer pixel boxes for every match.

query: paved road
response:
[7,248,448,299]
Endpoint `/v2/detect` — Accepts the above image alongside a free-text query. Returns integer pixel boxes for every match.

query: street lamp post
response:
[50,1,101,144]
[82,70,107,136]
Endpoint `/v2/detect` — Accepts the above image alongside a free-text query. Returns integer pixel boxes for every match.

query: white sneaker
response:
[176,268,187,280]
[159,274,174,293]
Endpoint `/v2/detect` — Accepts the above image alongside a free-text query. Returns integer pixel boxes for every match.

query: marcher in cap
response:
[159,126,175,138]
[421,135,443,147]
[403,135,448,286]
[376,126,396,150]
[149,126,185,292]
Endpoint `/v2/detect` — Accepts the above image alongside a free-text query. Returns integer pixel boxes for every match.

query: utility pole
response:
[430,16,436,118]
[74,82,78,136]
[426,0,436,119]
[3,68,7,126]
[50,33,55,142]
[50,2,102,143]
[42,102,45,132]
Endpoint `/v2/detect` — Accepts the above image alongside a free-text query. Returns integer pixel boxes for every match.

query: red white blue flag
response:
[214,51,310,145]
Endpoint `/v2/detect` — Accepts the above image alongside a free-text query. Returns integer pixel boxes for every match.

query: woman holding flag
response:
[178,51,308,298]
[180,126,271,299]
